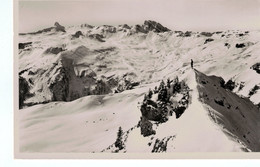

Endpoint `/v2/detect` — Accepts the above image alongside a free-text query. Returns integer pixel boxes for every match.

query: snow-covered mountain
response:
[18,21,260,152]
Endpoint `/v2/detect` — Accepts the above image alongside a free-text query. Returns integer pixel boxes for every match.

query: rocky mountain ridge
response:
[19,21,260,108]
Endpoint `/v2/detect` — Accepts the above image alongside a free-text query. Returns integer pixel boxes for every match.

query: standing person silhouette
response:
[191,59,193,69]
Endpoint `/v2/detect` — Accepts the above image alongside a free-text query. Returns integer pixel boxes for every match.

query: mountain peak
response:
[54,22,66,32]
[143,20,171,33]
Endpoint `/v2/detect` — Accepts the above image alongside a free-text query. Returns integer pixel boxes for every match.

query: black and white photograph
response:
[15,0,260,158]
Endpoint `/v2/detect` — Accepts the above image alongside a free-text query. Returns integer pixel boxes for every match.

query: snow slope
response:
[20,69,259,152]
[195,69,260,151]
[20,88,146,152]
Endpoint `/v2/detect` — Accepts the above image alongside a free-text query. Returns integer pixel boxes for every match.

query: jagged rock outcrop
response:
[177,31,192,37]
[115,80,139,93]
[202,74,238,93]
[88,34,105,42]
[251,63,260,74]
[118,24,131,30]
[79,69,96,78]
[103,25,117,33]
[19,42,32,49]
[54,22,66,32]
[81,23,94,29]
[248,85,259,97]
[223,79,236,91]
[131,20,171,34]
[225,43,231,49]
[48,66,70,101]
[95,25,116,34]
[141,100,169,122]
[93,79,113,95]
[19,76,31,109]
[204,38,214,44]
[47,60,115,102]
[200,32,213,37]
[72,31,83,38]
[131,24,147,33]
[115,73,140,93]
[151,136,175,152]
[236,43,246,48]
[47,49,96,101]
[143,20,170,33]
[139,116,156,137]
[44,47,65,54]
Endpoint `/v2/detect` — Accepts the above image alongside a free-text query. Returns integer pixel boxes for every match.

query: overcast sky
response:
[19,0,260,33]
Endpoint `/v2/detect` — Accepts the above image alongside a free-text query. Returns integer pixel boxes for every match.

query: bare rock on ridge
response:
[143,20,171,33]
[54,22,66,32]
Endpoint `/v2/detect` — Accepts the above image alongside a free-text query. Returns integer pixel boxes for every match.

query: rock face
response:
[93,79,113,95]
[200,32,213,37]
[140,100,169,122]
[48,60,97,101]
[251,63,260,74]
[131,20,171,34]
[88,34,105,42]
[195,70,260,151]
[48,66,70,101]
[20,44,141,104]
[45,47,65,54]
[115,73,140,93]
[119,24,131,30]
[236,43,246,48]
[204,38,214,44]
[95,25,116,34]
[132,24,147,33]
[143,20,170,33]
[81,23,94,28]
[19,42,32,49]
[47,48,96,101]
[54,22,66,32]
[223,79,236,91]
[151,136,175,152]
[103,25,116,33]
[248,85,260,97]
[19,76,31,108]
[139,116,156,137]
[72,31,83,38]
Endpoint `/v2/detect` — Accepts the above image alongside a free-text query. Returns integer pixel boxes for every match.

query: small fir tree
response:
[167,78,171,88]
[148,88,153,99]
[115,127,124,150]
[159,80,165,91]
[154,86,158,94]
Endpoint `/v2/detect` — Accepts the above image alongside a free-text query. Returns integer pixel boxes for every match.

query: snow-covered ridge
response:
[20,69,259,152]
